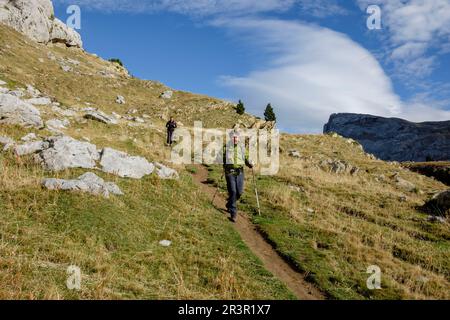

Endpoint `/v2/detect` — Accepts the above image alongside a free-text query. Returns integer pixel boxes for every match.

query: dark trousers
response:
[167,130,174,145]
[225,171,244,218]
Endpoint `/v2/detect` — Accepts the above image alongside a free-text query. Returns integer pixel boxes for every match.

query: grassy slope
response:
[208,134,449,300]
[1,24,449,300]
[0,25,292,299]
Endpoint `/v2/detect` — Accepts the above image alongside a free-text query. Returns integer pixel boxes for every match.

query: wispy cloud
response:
[54,0,348,17]
[357,0,450,80]
[214,18,409,132]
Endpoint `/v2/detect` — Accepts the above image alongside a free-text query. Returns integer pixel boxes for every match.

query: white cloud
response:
[54,0,348,17]
[214,18,410,133]
[357,0,450,79]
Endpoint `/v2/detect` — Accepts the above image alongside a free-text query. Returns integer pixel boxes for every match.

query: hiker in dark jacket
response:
[166,117,177,146]
[223,132,253,223]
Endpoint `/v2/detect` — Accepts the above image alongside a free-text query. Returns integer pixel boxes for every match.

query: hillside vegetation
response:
[0,24,448,300]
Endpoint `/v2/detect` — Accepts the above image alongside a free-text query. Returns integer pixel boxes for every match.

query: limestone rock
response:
[423,190,450,217]
[0,93,43,128]
[46,118,70,132]
[37,136,100,171]
[21,133,38,142]
[0,0,82,47]
[84,110,118,125]
[50,18,82,47]
[26,97,52,106]
[15,140,49,156]
[100,147,154,179]
[116,95,125,104]
[0,136,15,151]
[324,113,450,162]
[154,162,179,180]
[160,90,173,99]
[42,172,123,198]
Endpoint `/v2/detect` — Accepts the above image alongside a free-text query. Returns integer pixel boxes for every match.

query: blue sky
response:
[53,0,450,133]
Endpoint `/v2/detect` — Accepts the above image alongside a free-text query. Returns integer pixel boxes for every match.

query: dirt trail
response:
[192,165,324,300]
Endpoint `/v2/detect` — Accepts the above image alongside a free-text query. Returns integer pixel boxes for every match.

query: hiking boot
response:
[229,215,237,223]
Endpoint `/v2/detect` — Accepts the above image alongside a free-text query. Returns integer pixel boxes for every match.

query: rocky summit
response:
[324,113,450,162]
[0,0,82,48]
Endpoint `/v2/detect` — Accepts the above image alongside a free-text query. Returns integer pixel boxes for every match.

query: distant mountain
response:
[324,113,450,162]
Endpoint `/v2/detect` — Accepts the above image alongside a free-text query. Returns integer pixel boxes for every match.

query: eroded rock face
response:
[84,110,118,125]
[36,136,100,171]
[42,172,123,198]
[324,113,450,162]
[0,93,43,128]
[0,0,82,48]
[100,147,155,179]
[423,190,450,217]
[15,140,49,156]
[154,162,179,180]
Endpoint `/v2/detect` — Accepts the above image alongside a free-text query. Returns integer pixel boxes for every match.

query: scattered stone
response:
[42,172,123,198]
[0,93,43,128]
[100,147,154,179]
[307,208,315,214]
[15,140,49,156]
[395,176,416,192]
[52,105,77,117]
[26,84,41,97]
[320,159,360,176]
[154,162,179,180]
[288,150,301,158]
[427,215,446,223]
[132,117,145,123]
[84,110,118,125]
[116,95,126,104]
[160,90,173,99]
[126,108,138,115]
[36,136,100,171]
[159,240,172,247]
[61,65,72,72]
[0,80,6,86]
[423,190,450,217]
[21,133,38,142]
[0,136,15,151]
[26,97,52,106]
[46,118,70,132]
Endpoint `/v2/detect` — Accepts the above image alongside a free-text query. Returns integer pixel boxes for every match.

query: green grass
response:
[0,153,294,299]
[206,134,449,300]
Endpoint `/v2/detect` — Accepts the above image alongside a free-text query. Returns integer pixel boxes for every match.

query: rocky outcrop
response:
[0,0,82,48]
[99,147,155,179]
[0,93,43,128]
[324,113,450,162]
[84,110,118,125]
[42,172,123,198]
[423,190,450,217]
[36,136,100,171]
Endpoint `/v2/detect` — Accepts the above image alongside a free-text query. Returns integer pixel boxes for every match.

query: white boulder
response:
[0,93,43,128]
[100,147,154,179]
[37,136,100,171]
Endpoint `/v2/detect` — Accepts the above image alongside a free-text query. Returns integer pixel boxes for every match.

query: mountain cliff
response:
[324,113,450,162]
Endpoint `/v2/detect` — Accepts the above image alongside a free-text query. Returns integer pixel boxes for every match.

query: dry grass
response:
[209,134,449,299]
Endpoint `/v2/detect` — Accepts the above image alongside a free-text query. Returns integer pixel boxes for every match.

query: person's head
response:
[232,134,240,145]
[170,117,174,121]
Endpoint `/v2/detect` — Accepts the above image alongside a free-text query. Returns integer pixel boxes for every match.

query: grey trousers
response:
[225,171,245,218]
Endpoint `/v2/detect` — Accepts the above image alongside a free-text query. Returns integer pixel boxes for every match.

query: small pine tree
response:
[236,100,245,115]
[264,103,276,122]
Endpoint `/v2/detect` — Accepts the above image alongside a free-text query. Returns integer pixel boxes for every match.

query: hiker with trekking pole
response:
[221,131,258,223]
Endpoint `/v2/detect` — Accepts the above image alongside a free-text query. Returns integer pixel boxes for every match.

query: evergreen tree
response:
[236,100,245,115]
[264,103,276,122]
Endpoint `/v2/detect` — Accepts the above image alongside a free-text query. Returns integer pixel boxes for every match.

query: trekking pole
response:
[251,168,261,216]
[212,173,224,205]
